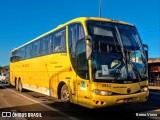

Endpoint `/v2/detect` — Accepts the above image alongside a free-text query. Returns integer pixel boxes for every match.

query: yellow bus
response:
[10,17,149,108]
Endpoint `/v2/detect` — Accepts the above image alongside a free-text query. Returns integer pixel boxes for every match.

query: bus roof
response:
[12,17,134,52]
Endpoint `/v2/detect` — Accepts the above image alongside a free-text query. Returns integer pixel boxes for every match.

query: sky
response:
[0,0,160,66]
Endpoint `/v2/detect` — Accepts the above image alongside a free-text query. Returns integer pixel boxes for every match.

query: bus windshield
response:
[87,21,148,82]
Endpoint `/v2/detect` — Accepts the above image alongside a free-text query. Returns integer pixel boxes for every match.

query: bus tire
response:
[15,80,19,91]
[18,80,23,92]
[60,84,70,102]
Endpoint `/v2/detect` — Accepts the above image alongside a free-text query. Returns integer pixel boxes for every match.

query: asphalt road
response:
[0,83,160,120]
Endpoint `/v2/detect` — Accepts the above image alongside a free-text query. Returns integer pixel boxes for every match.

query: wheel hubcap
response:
[61,88,69,102]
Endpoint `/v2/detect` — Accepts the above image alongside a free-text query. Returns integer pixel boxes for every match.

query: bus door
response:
[76,40,90,104]
[76,77,90,104]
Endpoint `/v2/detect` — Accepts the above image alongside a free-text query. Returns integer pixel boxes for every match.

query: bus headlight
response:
[93,89,112,96]
[141,86,148,92]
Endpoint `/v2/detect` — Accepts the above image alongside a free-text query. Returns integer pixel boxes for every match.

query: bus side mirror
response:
[143,44,148,61]
[85,35,92,60]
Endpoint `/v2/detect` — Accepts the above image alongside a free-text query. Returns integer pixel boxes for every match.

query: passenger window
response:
[68,23,88,79]
[21,47,25,60]
[25,44,32,59]
[33,40,40,57]
[41,36,51,55]
[52,29,66,52]
[68,23,85,53]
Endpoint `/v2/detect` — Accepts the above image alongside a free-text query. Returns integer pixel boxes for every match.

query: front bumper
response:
[89,91,149,108]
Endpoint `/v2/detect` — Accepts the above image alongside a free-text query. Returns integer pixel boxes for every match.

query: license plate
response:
[124,98,133,103]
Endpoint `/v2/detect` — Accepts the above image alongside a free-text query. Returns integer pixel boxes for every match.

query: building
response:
[148,58,160,85]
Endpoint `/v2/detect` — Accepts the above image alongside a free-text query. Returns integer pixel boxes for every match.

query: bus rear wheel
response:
[60,84,70,102]
[18,80,23,92]
[15,80,19,91]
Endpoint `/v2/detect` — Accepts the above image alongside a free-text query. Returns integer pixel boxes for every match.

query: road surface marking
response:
[3,85,78,120]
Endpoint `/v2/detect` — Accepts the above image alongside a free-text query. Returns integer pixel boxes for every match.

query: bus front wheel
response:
[60,84,70,102]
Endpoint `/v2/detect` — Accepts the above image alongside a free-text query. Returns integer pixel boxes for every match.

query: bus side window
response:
[41,37,50,55]
[69,23,85,53]
[33,40,40,57]
[53,32,61,52]
[21,47,25,60]
[60,30,66,52]
[48,35,52,54]
[68,23,89,79]
[68,24,78,70]
[25,44,32,59]
[52,28,66,53]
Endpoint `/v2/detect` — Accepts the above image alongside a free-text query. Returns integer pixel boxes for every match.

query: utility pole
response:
[99,0,102,17]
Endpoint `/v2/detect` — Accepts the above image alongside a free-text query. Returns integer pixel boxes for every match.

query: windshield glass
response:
[87,20,148,82]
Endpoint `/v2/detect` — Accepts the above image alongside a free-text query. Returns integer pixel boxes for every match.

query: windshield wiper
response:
[115,26,128,80]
